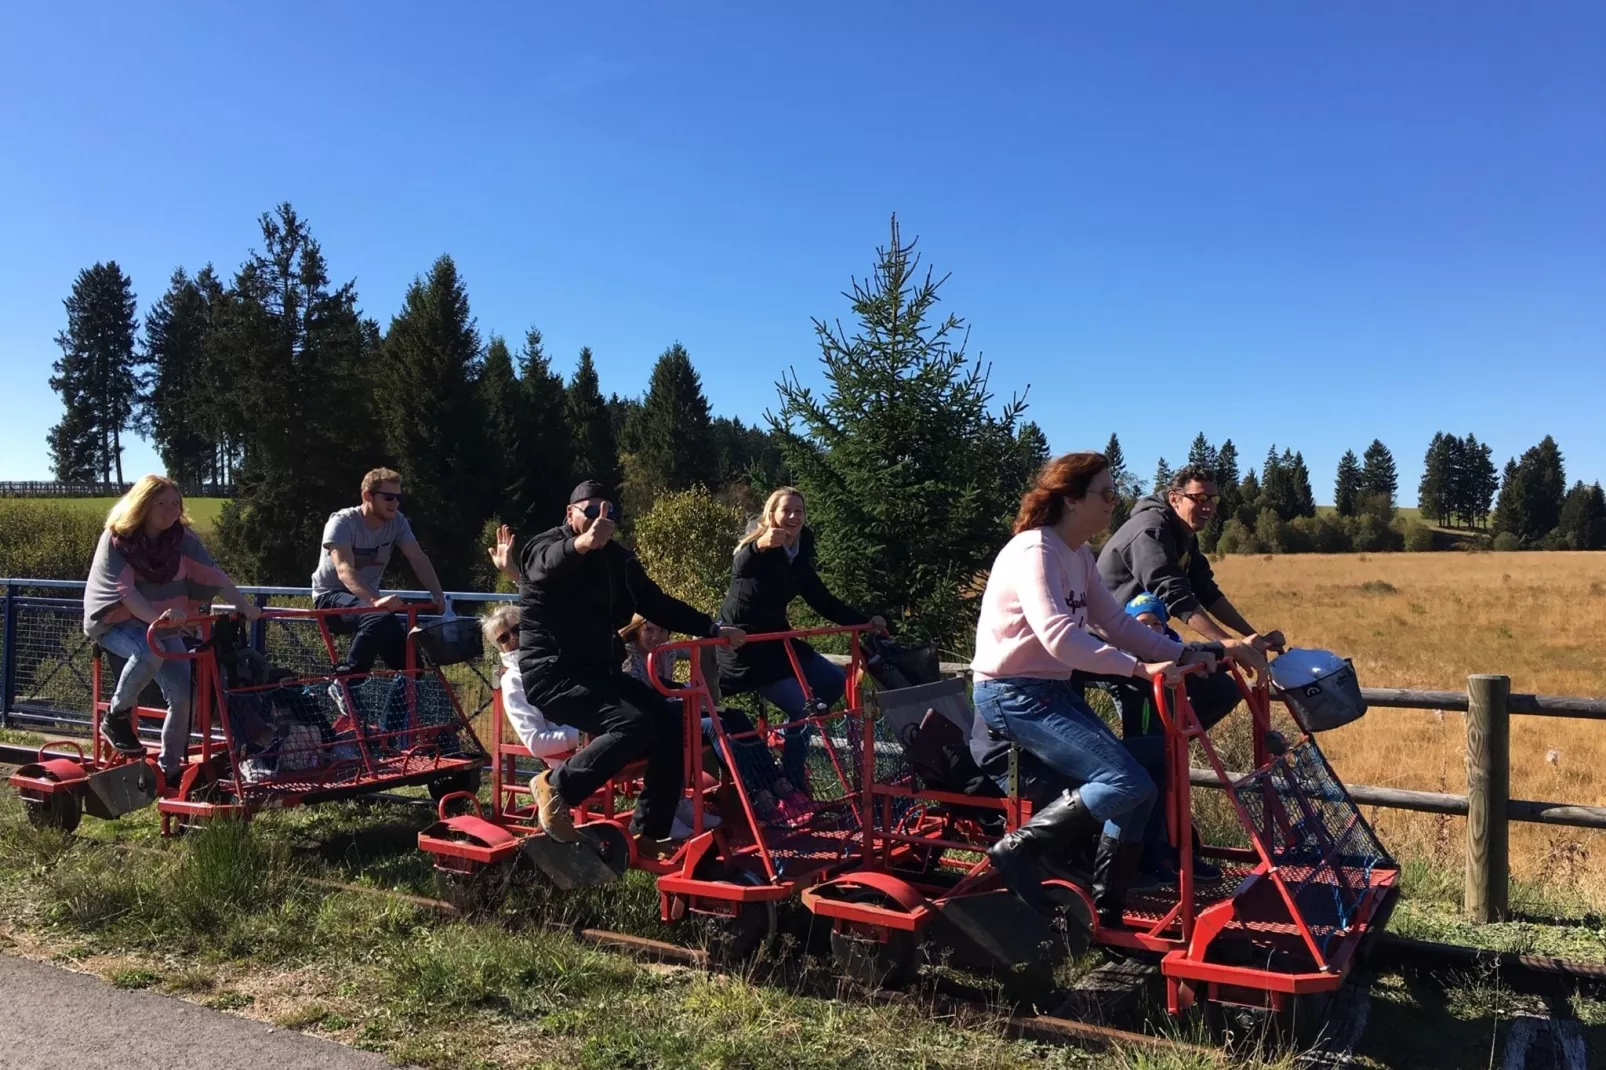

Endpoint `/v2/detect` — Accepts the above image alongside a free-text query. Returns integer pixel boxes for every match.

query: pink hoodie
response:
[971,526,1182,681]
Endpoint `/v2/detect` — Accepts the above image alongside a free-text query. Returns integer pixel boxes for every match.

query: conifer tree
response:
[1334,449,1362,518]
[1105,432,1141,529]
[1236,468,1261,528]
[771,216,1033,647]
[479,334,520,516]
[48,261,140,483]
[139,268,219,485]
[1152,457,1174,494]
[1558,482,1606,550]
[1186,432,1217,474]
[1288,451,1317,518]
[504,327,575,527]
[1521,435,1567,540]
[634,342,716,493]
[1360,439,1398,506]
[212,204,377,582]
[377,254,490,587]
[566,347,622,492]
[1417,433,1448,526]
[1493,459,1526,540]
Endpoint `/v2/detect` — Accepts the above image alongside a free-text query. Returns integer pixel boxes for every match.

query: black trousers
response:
[537,669,686,839]
[1097,669,1243,739]
[315,591,406,675]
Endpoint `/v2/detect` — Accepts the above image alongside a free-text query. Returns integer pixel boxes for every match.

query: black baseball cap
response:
[569,480,615,505]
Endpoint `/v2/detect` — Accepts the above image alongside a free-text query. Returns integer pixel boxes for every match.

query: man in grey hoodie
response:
[1098,465,1285,731]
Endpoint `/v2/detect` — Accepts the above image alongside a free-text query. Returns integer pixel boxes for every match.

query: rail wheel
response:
[579,821,632,878]
[428,767,483,803]
[435,859,514,916]
[683,865,777,968]
[23,791,81,834]
[831,925,918,989]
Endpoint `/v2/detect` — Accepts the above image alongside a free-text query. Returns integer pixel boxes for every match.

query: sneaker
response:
[633,832,678,860]
[100,711,145,756]
[667,815,696,841]
[160,764,185,788]
[675,798,721,831]
[327,681,354,726]
[532,770,578,843]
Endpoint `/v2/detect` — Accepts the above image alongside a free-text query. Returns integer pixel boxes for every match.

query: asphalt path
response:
[0,954,396,1069]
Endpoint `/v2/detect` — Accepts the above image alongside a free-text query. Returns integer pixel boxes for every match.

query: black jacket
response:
[516,524,715,703]
[1096,494,1224,621]
[716,527,868,693]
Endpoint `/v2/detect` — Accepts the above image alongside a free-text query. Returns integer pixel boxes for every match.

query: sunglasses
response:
[580,501,616,520]
[1178,492,1220,505]
[1092,488,1120,504]
[372,491,404,504]
[495,628,517,645]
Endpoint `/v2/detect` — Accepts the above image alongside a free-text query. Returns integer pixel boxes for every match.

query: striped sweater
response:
[82,527,231,640]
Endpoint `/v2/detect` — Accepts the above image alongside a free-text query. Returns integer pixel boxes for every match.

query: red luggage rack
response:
[10,604,488,837]
[801,666,1399,1015]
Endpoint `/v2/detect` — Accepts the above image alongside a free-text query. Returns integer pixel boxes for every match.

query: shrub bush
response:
[631,486,745,614]
[1492,531,1523,552]
[1402,522,1436,552]
[0,501,104,581]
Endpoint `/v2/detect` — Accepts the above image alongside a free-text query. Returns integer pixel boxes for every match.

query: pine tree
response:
[1105,432,1142,529]
[1334,450,1362,517]
[48,262,141,483]
[478,333,521,525]
[566,348,622,492]
[1259,446,1294,520]
[1186,432,1217,475]
[1017,422,1051,487]
[1288,451,1316,518]
[1558,481,1606,551]
[1360,440,1398,507]
[634,342,716,493]
[1465,434,1498,530]
[139,268,219,485]
[1521,435,1567,540]
[211,203,378,583]
[1206,440,1241,549]
[504,327,575,528]
[1237,468,1261,528]
[378,254,490,588]
[1492,458,1525,539]
[1442,433,1469,528]
[1417,434,1450,527]
[1152,457,1173,494]
[710,416,789,492]
[771,215,1033,647]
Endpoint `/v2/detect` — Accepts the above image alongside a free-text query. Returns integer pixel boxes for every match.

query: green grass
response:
[10,497,228,536]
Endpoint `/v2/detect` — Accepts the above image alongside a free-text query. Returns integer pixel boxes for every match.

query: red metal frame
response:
[10,604,488,835]
[800,664,1399,1011]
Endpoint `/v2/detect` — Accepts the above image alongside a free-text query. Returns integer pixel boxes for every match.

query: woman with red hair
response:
[971,452,1210,927]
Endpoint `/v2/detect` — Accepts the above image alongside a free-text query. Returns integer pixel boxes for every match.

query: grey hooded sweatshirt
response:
[1096,494,1224,621]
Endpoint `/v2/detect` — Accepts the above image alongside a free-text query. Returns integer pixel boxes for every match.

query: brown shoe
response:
[532,770,578,843]
[633,832,678,861]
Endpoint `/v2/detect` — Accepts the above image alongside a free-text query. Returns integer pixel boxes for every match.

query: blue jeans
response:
[755,647,846,790]
[98,620,192,773]
[973,676,1156,843]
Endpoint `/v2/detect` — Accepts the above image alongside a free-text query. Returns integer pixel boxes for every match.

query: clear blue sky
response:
[2,3,1602,504]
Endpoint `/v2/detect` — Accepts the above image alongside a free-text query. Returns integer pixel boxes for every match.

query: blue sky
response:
[2,3,1602,503]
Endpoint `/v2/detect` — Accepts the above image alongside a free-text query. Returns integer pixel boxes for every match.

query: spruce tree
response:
[139,268,218,485]
[1152,457,1173,494]
[1492,458,1526,539]
[771,216,1033,647]
[480,334,520,483]
[566,348,622,492]
[48,262,141,484]
[1464,434,1497,530]
[1520,435,1567,540]
[1360,440,1398,506]
[212,204,377,582]
[1206,439,1241,549]
[1288,451,1316,518]
[1259,446,1293,520]
[1557,482,1606,550]
[634,342,716,493]
[504,327,575,528]
[1442,433,1468,527]
[1236,468,1261,528]
[1417,434,1449,527]
[1334,450,1362,517]
[1105,432,1141,528]
[1186,432,1217,474]
[378,254,490,588]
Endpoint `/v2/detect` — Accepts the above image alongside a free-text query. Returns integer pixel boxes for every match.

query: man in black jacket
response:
[517,480,745,852]
[1098,466,1285,731]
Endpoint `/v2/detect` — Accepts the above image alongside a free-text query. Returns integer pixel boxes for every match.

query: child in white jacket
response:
[481,605,579,764]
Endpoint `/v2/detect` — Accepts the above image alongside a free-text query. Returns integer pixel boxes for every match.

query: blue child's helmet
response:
[1124,592,1168,623]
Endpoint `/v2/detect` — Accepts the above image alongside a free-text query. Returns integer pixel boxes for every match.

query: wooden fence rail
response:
[829,654,1606,924]
[0,481,235,499]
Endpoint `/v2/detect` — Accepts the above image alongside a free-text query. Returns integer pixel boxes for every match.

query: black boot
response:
[987,790,1100,914]
[100,709,145,756]
[1091,834,1145,929]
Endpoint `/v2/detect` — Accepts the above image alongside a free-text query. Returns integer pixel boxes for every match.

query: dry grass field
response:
[1210,551,1606,907]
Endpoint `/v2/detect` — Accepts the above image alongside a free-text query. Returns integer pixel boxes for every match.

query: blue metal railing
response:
[0,578,516,732]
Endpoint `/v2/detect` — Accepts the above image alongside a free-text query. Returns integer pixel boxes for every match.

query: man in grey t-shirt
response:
[311,467,446,676]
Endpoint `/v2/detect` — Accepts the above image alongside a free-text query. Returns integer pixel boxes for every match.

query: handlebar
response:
[643,624,871,699]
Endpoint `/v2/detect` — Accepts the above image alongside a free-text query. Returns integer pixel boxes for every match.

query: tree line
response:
[43,210,1044,648]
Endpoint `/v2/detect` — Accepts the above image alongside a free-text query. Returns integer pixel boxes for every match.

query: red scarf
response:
[112,522,187,585]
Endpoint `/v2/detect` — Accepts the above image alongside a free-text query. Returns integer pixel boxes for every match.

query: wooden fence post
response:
[1465,674,1511,923]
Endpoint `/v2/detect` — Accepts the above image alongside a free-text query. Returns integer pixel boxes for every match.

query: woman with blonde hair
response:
[716,486,886,805]
[480,603,579,764]
[82,475,260,782]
